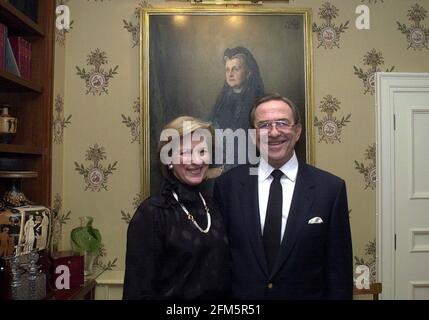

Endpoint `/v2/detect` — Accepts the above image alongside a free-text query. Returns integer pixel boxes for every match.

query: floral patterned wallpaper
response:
[51,0,429,280]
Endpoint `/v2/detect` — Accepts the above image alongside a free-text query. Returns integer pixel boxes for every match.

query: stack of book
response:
[0,22,32,80]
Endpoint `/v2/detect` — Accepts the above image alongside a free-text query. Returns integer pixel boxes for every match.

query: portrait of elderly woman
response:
[210,47,265,172]
[211,47,265,132]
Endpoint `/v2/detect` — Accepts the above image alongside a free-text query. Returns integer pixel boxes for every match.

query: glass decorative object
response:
[27,251,46,300]
[70,217,102,276]
[10,255,28,300]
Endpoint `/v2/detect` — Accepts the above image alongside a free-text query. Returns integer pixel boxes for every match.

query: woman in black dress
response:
[123,116,230,300]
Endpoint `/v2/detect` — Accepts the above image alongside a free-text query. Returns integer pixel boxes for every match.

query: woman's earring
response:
[168,164,173,170]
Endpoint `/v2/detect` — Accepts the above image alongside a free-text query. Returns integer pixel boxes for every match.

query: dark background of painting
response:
[148,14,307,192]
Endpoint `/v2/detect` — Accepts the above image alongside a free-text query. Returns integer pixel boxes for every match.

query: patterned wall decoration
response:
[95,244,117,271]
[50,0,429,281]
[75,49,119,95]
[354,239,376,283]
[55,0,72,47]
[74,144,118,192]
[354,144,376,190]
[56,20,74,47]
[123,1,152,48]
[397,4,429,51]
[53,94,72,144]
[121,97,141,144]
[123,18,139,48]
[51,194,71,252]
[353,49,395,95]
[121,193,142,224]
[314,95,351,144]
[312,2,349,49]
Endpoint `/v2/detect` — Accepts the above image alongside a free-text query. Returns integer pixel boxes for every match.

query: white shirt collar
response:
[258,152,299,182]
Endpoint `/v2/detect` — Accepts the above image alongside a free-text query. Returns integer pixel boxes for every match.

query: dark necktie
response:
[263,169,283,273]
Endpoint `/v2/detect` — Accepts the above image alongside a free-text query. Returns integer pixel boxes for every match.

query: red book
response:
[0,23,6,70]
[22,38,30,80]
[27,40,32,80]
[8,36,26,78]
[21,37,27,79]
[20,37,26,79]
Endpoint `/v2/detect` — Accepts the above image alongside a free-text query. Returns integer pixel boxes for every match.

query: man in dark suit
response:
[214,94,353,299]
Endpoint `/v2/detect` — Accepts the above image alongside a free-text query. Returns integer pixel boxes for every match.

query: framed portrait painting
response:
[140,7,314,198]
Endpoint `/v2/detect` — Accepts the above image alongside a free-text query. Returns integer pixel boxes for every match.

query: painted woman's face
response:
[225,57,249,91]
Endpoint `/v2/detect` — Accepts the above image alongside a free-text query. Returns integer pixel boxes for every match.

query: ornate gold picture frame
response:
[141,7,314,198]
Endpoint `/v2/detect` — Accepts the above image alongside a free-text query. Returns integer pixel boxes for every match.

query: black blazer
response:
[213,163,353,300]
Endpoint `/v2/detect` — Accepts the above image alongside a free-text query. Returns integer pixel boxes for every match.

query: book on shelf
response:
[0,23,6,70]
[9,36,31,80]
[4,38,21,77]
[26,39,32,80]
[0,26,32,80]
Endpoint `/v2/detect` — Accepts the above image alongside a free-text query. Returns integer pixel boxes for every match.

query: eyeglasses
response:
[255,120,297,130]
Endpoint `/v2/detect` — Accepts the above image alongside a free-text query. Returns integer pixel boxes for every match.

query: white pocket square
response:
[308,217,323,224]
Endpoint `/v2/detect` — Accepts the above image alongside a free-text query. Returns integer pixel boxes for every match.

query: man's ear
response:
[295,123,303,141]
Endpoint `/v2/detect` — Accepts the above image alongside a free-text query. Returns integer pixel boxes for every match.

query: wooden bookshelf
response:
[0,143,43,155]
[0,0,54,207]
[0,69,43,93]
[0,0,44,36]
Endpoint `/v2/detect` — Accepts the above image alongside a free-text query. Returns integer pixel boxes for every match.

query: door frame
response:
[376,72,429,300]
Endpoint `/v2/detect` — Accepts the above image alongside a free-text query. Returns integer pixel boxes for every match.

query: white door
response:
[377,73,429,300]
[394,87,429,299]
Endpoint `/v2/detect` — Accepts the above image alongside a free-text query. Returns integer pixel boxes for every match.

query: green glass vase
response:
[71,217,102,276]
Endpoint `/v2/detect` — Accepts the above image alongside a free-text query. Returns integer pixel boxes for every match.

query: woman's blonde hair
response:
[158,116,216,178]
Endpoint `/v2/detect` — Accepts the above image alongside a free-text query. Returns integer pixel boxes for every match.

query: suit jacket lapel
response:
[239,166,269,277]
[271,164,315,277]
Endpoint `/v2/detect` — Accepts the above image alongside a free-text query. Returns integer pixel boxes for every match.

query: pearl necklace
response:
[171,190,211,234]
